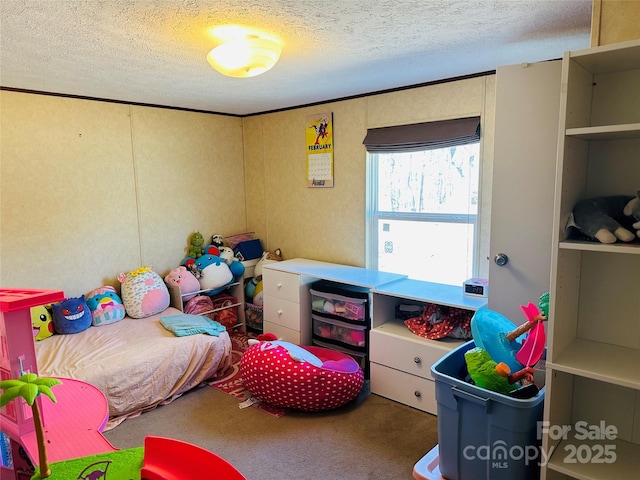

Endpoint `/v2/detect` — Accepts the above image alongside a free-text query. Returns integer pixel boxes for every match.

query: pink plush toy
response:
[164,266,200,301]
[118,266,170,319]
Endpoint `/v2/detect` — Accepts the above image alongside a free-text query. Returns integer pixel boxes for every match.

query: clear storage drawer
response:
[312,314,367,351]
[310,280,369,323]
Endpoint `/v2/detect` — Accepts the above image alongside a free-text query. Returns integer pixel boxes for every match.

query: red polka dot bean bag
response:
[239,340,364,411]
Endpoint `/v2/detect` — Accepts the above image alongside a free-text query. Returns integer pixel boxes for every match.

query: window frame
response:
[366,144,481,284]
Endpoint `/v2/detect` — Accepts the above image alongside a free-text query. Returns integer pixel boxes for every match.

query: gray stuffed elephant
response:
[572,191,640,244]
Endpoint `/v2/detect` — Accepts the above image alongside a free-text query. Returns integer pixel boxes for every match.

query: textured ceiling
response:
[0,0,592,116]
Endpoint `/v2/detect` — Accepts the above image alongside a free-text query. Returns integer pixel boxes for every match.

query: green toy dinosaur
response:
[188,231,205,258]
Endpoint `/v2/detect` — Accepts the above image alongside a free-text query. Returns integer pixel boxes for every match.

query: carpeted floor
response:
[209,332,289,417]
[103,344,440,480]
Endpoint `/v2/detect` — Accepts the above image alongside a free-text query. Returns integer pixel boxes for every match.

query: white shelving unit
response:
[542,40,640,480]
[168,259,258,331]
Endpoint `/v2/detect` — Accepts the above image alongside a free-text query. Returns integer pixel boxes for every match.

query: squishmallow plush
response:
[183,246,234,293]
[31,304,54,341]
[118,266,170,319]
[51,295,93,334]
[164,266,200,301]
[86,286,126,326]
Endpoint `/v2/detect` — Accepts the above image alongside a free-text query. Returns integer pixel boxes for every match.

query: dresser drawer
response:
[263,321,308,345]
[263,296,301,331]
[370,363,437,414]
[370,326,455,380]
[263,269,301,302]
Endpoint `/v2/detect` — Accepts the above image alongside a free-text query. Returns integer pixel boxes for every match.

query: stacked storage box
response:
[310,280,370,377]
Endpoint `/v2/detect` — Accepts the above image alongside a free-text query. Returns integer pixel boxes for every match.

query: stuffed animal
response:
[31,304,54,341]
[51,295,93,334]
[164,266,200,301]
[183,245,235,293]
[218,246,236,266]
[571,192,640,244]
[118,266,170,318]
[86,286,126,326]
[211,234,225,248]
[464,346,516,395]
[187,231,205,258]
[253,248,283,281]
[245,249,283,305]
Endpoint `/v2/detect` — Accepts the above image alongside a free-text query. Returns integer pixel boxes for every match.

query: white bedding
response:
[35,307,232,429]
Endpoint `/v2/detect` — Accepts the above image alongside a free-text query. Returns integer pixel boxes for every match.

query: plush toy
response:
[253,248,283,281]
[183,245,235,293]
[571,192,640,244]
[247,249,283,305]
[218,246,236,266]
[118,266,170,318]
[464,347,517,395]
[211,234,225,248]
[465,346,538,398]
[51,295,93,334]
[245,277,258,302]
[86,286,126,326]
[187,231,205,258]
[252,279,264,307]
[164,266,201,301]
[31,304,54,341]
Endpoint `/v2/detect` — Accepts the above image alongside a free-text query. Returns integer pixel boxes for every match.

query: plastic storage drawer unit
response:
[312,314,367,351]
[431,340,545,480]
[310,280,369,323]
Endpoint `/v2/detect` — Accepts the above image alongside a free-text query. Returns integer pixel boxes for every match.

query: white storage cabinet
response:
[542,39,640,480]
[370,279,486,414]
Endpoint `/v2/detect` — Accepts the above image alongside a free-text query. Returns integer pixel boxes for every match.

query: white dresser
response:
[262,265,316,344]
[262,259,487,414]
[262,258,404,346]
[370,278,486,414]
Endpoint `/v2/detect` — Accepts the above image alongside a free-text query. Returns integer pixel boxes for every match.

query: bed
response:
[35,307,232,429]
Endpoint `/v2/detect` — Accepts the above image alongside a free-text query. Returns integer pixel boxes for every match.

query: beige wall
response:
[245,75,496,275]
[591,0,640,46]
[1,74,494,297]
[0,91,245,296]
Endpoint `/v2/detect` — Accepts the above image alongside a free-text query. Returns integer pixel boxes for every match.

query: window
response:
[364,118,481,286]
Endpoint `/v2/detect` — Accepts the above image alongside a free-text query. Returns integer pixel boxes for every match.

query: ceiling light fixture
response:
[206,35,282,78]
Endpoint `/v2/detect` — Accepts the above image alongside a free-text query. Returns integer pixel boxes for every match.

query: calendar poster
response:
[306,112,334,187]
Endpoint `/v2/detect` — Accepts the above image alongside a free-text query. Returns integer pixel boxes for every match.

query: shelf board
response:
[547,435,640,480]
[548,338,640,390]
[372,278,487,311]
[372,319,467,352]
[559,240,640,255]
[566,123,640,140]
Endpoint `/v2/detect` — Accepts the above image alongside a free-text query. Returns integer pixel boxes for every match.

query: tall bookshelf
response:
[542,39,640,480]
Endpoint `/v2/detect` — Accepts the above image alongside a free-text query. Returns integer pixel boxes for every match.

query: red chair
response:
[141,436,246,480]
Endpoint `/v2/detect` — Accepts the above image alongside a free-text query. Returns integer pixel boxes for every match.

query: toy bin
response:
[310,280,369,323]
[431,340,545,480]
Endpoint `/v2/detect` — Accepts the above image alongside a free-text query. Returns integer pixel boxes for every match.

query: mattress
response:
[35,307,232,429]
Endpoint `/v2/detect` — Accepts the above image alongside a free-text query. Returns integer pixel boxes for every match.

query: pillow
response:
[118,266,170,319]
[31,304,54,341]
[86,286,126,326]
[51,295,92,334]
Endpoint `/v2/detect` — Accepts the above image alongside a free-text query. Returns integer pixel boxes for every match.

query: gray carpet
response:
[103,384,439,479]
